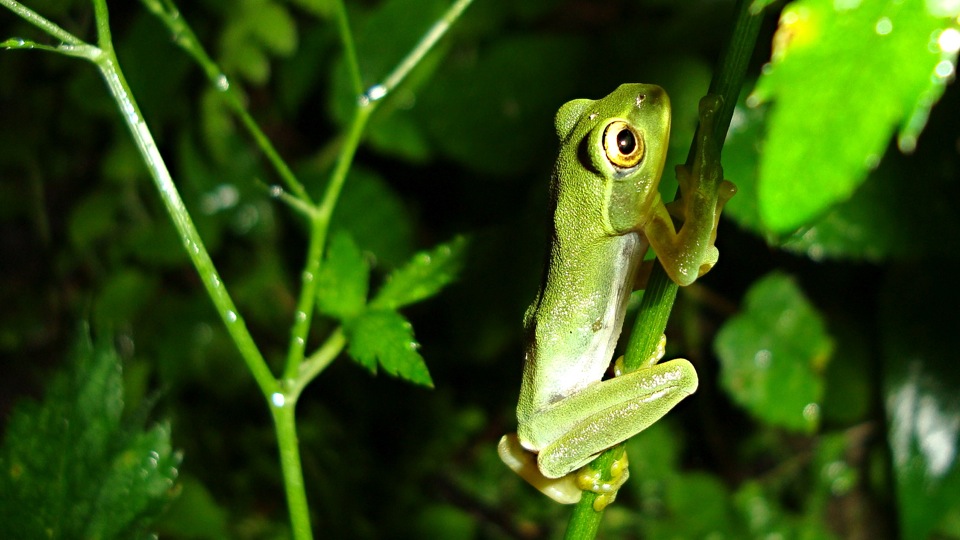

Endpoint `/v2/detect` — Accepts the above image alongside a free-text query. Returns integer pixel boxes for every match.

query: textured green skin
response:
[502,84,733,491]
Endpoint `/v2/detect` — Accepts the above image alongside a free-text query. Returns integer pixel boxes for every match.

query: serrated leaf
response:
[316,231,369,320]
[346,310,433,387]
[84,423,180,539]
[752,0,960,232]
[0,330,180,538]
[714,272,833,432]
[371,236,467,311]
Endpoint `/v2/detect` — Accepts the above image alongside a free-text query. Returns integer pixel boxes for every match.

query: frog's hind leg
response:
[526,357,699,479]
[498,433,583,504]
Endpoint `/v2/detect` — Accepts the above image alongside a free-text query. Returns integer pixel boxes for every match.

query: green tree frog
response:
[498,84,735,508]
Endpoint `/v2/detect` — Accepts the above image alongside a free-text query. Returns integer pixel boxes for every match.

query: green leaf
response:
[716,96,764,234]
[156,475,231,539]
[371,236,467,311]
[714,272,833,432]
[365,111,435,163]
[733,481,838,540]
[286,0,334,18]
[316,231,369,320]
[622,424,744,539]
[0,330,180,538]
[415,34,590,176]
[779,149,960,261]
[248,1,298,56]
[413,505,478,539]
[68,191,120,250]
[219,0,299,84]
[330,167,415,268]
[751,0,960,232]
[200,88,237,164]
[94,269,159,327]
[880,265,960,540]
[346,310,433,387]
[717,93,960,261]
[221,30,271,84]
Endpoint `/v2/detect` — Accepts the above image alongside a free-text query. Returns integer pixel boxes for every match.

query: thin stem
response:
[333,0,363,97]
[139,0,312,203]
[0,0,85,45]
[83,0,279,401]
[564,498,603,539]
[293,327,347,397]
[91,0,112,51]
[563,0,764,534]
[282,0,475,382]
[281,104,370,383]
[371,0,473,99]
[316,104,373,228]
[272,401,314,540]
[623,263,681,369]
[283,211,325,381]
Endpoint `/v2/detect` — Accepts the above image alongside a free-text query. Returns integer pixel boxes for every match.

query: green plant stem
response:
[0,0,83,45]
[563,0,764,536]
[4,1,474,537]
[70,0,280,402]
[283,210,328,381]
[294,327,347,396]
[280,101,371,384]
[139,0,311,204]
[271,399,313,540]
[375,0,473,97]
[283,0,474,385]
[333,0,363,97]
[564,498,603,539]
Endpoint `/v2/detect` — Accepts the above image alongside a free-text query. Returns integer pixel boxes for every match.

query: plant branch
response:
[0,0,85,45]
[283,210,325,381]
[333,0,363,97]
[272,400,313,540]
[293,327,347,397]
[563,0,765,535]
[283,0,475,383]
[80,0,279,401]
[368,0,473,101]
[139,0,312,203]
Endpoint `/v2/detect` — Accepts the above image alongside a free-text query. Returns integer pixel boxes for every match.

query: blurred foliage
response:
[1,0,959,539]
[0,330,180,538]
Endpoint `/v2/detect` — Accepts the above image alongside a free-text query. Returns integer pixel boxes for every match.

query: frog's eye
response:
[602,120,644,169]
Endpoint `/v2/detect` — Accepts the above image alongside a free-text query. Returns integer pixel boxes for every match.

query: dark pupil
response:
[617,129,636,154]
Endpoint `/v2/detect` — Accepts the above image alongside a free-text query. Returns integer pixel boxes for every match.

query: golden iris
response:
[602,120,644,169]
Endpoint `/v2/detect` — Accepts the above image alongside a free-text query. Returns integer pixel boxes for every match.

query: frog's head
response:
[554,84,671,235]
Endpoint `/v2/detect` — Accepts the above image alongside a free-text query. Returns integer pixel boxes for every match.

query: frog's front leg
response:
[645,95,736,285]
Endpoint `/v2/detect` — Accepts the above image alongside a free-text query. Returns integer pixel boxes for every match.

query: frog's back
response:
[517,232,645,421]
